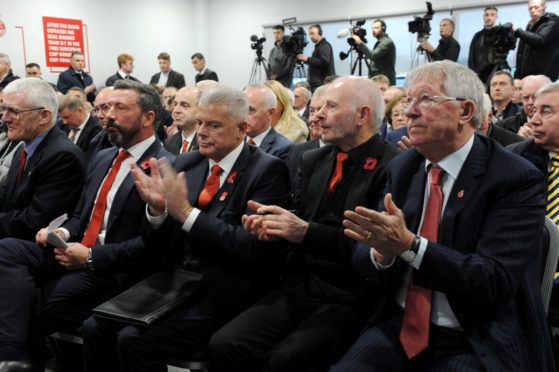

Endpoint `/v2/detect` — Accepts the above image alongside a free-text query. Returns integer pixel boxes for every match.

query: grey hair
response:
[523,75,552,89]
[199,86,248,122]
[482,93,492,117]
[294,86,311,101]
[114,80,162,124]
[3,78,58,126]
[312,85,327,100]
[244,85,277,109]
[536,81,559,98]
[0,53,10,66]
[406,60,485,129]
[58,94,85,112]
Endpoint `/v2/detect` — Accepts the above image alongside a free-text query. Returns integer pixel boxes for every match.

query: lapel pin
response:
[457,190,464,199]
[219,192,228,201]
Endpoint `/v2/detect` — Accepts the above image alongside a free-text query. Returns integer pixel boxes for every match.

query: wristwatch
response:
[84,248,94,270]
[400,235,421,263]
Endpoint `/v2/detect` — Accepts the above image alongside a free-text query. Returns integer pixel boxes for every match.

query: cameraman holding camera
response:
[513,0,559,81]
[296,24,335,92]
[352,19,396,85]
[421,18,460,62]
[468,6,499,83]
[269,25,295,88]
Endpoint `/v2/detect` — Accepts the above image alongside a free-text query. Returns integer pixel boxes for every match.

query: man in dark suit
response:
[0,80,171,367]
[479,93,523,147]
[0,78,86,242]
[87,87,115,161]
[56,51,96,102]
[81,85,291,372]
[105,53,141,87]
[191,53,219,83]
[58,95,101,153]
[164,87,200,155]
[333,61,554,371]
[244,84,293,160]
[149,52,186,93]
[210,76,400,371]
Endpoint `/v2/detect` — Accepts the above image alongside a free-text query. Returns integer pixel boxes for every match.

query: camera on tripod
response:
[340,20,367,61]
[484,23,516,54]
[281,27,309,56]
[250,35,266,54]
[408,2,435,43]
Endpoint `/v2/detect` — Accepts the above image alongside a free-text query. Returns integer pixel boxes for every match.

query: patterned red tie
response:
[81,150,131,247]
[180,139,189,154]
[16,148,27,185]
[197,164,222,209]
[327,152,348,198]
[247,138,256,146]
[400,165,445,359]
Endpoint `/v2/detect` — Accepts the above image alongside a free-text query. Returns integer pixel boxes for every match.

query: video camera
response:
[281,27,309,56]
[347,20,368,47]
[408,2,435,43]
[250,35,266,53]
[484,23,516,53]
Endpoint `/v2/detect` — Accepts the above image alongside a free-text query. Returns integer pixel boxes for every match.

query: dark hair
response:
[70,50,84,58]
[272,25,285,32]
[157,52,170,61]
[25,62,40,69]
[309,24,322,36]
[490,70,514,86]
[114,80,163,124]
[191,52,205,60]
[484,6,498,12]
[374,19,387,32]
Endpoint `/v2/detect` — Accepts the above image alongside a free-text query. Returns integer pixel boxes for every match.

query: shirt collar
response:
[425,134,474,181]
[198,67,208,75]
[76,113,90,131]
[122,135,157,160]
[118,70,128,79]
[208,141,244,176]
[24,126,52,158]
[248,127,272,147]
[182,131,196,144]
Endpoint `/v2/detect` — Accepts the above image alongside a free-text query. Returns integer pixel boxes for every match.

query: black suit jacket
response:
[149,70,186,89]
[194,68,219,83]
[62,140,173,284]
[163,132,199,155]
[486,123,523,147]
[56,68,95,101]
[86,131,113,163]
[0,126,86,241]
[286,139,322,190]
[507,139,549,190]
[289,134,399,299]
[257,128,293,160]
[62,115,102,153]
[354,134,553,371]
[143,145,291,313]
[105,72,141,87]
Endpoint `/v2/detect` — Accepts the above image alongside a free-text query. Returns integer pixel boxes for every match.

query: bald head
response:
[94,87,114,128]
[172,87,202,133]
[244,85,277,138]
[522,75,552,116]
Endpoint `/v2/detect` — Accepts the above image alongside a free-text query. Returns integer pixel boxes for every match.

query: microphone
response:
[336,28,351,38]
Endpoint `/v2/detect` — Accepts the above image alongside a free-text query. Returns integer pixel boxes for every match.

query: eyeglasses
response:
[402,94,465,109]
[0,106,44,118]
[92,103,111,115]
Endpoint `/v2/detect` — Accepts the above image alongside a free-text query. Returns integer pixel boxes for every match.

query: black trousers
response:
[209,280,365,372]
[0,238,115,362]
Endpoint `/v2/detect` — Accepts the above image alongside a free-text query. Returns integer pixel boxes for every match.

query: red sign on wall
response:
[42,16,84,68]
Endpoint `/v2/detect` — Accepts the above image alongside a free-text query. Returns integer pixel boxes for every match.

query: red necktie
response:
[400,165,444,359]
[197,164,222,209]
[81,150,131,247]
[327,152,348,198]
[247,138,256,146]
[16,148,27,185]
[181,139,189,154]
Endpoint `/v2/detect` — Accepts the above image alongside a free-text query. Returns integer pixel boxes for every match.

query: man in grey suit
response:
[243,85,293,160]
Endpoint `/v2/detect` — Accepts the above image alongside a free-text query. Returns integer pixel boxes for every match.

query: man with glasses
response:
[333,61,553,372]
[87,87,115,161]
[0,78,86,241]
[496,74,551,138]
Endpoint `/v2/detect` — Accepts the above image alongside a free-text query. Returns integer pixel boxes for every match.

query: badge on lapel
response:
[457,190,464,199]
[227,171,237,185]
[363,157,378,171]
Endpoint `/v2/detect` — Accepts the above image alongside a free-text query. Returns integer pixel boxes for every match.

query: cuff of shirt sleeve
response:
[371,248,396,270]
[181,208,201,233]
[58,228,70,241]
[145,205,168,229]
[410,237,428,270]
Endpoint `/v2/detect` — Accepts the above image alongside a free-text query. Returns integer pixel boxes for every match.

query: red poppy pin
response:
[363,157,378,171]
[227,171,237,184]
[140,160,150,171]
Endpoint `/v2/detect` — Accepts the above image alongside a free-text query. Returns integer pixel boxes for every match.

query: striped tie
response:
[547,155,559,224]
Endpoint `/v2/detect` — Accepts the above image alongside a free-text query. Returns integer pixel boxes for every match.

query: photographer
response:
[421,18,460,62]
[468,6,499,83]
[513,0,559,81]
[296,24,335,92]
[268,25,295,88]
[352,19,396,85]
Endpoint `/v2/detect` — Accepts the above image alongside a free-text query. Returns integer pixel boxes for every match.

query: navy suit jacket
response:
[105,72,141,87]
[0,126,86,241]
[86,131,113,163]
[56,68,95,101]
[163,132,199,155]
[62,115,102,154]
[257,128,293,160]
[62,140,173,284]
[143,144,291,313]
[354,134,554,371]
[385,126,408,146]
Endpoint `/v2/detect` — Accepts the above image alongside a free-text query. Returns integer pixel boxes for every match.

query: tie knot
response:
[210,164,222,176]
[429,165,444,185]
[116,149,131,162]
[336,152,349,163]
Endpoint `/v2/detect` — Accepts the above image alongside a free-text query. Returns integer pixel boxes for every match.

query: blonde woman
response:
[264,80,309,143]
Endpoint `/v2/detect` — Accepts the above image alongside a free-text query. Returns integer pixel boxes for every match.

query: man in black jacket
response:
[421,18,460,62]
[468,6,499,83]
[296,24,335,92]
[513,0,559,81]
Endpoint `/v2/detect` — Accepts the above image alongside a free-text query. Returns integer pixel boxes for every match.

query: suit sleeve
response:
[516,18,559,47]
[356,38,392,62]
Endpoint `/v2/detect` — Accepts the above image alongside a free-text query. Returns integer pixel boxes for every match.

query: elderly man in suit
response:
[58,95,101,153]
[333,60,554,371]
[81,85,291,372]
[164,87,201,155]
[149,52,186,93]
[0,78,86,241]
[0,80,171,369]
[210,76,400,371]
[244,84,293,160]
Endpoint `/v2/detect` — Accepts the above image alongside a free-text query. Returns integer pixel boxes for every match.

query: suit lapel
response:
[304,148,335,220]
[260,129,276,153]
[187,156,209,208]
